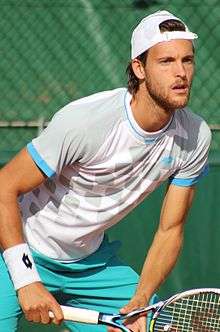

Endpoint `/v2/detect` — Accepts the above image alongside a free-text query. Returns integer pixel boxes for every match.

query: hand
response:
[18,282,64,325]
[108,294,148,332]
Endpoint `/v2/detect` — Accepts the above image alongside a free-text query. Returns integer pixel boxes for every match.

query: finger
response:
[120,295,147,314]
[39,307,51,325]
[138,316,146,332]
[123,315,146,332]
[49,303,64,325]
[107,328,124,332]
[120,302,137,314]
[25,309,41,323]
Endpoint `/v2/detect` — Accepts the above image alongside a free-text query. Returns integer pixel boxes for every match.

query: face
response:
[142,39,195,111]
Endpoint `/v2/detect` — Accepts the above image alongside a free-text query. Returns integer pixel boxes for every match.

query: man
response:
[0,10,211,332]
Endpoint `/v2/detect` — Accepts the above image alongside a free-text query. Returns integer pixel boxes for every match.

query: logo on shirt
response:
[22,253,32,269]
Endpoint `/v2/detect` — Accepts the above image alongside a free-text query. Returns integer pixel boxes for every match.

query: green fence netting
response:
[0,0,220,164]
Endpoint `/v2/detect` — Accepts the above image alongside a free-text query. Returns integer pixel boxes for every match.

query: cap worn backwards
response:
[131,10,198,59]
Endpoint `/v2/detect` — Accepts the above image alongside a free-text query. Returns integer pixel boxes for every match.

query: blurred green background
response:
[0,0,219,331]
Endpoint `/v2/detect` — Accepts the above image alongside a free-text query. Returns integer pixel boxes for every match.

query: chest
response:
[63,134,182,194]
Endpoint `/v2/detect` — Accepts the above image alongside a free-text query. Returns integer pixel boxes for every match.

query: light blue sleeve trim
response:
[27,142,55,178]
[169,164,209,187]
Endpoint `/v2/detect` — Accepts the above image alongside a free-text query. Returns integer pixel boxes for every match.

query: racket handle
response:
[49,305,100,324]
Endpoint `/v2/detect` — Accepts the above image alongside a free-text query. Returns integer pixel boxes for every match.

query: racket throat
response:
[98,313,131,332]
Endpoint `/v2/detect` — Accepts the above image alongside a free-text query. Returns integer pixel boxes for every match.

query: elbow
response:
[159,219,185,235]
[158,222,184,246]
[0,173,20,202]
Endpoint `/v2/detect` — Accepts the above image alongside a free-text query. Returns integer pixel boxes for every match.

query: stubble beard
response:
[145,77,191,113]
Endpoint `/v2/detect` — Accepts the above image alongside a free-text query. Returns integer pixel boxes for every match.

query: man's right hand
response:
[17,282,64,325]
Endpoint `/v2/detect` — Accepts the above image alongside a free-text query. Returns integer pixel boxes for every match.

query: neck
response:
[130,87,173,132]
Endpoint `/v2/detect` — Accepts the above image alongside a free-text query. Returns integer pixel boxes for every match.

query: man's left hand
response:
[107,294,148,332]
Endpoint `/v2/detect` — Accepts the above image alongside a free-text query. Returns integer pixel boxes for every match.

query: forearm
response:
[135,185,195,302]
[0,189,43,290]
[0,191,24,249]
[135,224,183,302]
[0,194,64,324]
[0,148,46,250]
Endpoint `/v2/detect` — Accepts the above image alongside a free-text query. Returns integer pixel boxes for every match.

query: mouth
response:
[172,83,189,95]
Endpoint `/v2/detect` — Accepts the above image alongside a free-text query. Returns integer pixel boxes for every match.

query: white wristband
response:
[3,243,41,290]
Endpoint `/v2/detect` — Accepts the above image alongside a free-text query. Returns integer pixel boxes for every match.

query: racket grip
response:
[49,305,100,324]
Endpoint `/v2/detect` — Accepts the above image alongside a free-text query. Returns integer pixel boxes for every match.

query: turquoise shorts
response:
[0,236,158,331]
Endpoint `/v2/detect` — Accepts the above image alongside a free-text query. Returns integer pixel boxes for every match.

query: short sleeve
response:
[27,111,86,177]
[169,121,212,187]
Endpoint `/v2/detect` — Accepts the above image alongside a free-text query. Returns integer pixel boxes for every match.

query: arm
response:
[108,184,195,332]
[0,148,45,248]
[0,148,63,325]
[132,184,195,305]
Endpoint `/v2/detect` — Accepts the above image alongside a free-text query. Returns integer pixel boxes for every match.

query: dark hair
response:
[126,19,186,95]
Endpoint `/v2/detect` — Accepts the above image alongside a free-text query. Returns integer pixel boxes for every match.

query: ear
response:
[131,59,146,80]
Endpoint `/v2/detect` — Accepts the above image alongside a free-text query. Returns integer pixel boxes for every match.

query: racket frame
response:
[50,288,220,332]
[149,288,220,332]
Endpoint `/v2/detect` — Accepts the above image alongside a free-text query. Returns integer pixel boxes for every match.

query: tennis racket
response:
[49,288,220,331]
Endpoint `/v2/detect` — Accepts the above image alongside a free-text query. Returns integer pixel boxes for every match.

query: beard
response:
[145,76,191,112]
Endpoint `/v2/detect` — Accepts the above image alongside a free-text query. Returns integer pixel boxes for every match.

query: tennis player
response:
[0,10,211,332]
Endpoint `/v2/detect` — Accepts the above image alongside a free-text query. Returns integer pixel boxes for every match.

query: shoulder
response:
[44,88,126,135]
[54,87,127,123]
[174,107,211,146]
[42,88,128,163]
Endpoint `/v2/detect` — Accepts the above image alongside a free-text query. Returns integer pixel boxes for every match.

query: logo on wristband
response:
[22,253,33,269]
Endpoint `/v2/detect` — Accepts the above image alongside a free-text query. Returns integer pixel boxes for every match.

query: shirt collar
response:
[124,90,174,143]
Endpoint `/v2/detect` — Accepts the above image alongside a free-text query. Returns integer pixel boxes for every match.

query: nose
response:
[174,61,187,79]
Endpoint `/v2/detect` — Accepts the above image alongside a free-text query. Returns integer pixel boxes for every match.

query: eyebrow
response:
[183,54,195,59]
[157,54,195,61]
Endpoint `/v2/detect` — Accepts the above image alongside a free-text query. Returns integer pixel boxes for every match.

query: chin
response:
[169,97,189,110]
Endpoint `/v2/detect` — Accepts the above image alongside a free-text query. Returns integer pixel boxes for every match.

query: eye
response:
[159,58,173,64]
[183,57,194,64]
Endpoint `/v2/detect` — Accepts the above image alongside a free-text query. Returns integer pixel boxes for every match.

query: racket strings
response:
[153,292,220,331]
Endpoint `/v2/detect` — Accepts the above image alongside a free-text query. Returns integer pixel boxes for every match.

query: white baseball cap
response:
[131,10,198,59]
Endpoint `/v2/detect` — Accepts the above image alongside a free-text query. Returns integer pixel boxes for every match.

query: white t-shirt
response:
[20,88,211,261]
